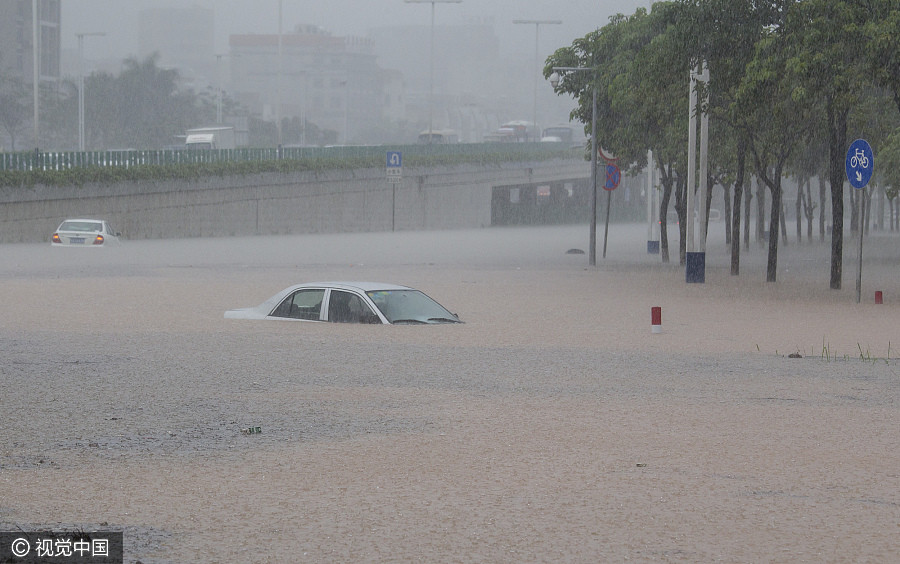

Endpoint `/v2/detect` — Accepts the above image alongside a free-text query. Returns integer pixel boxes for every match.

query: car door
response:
[269,288,326,320]
[325,289,382,324]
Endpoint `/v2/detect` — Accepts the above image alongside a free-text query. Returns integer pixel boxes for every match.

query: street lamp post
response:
[405,0,462,144]
[685,61,710,283]
[32,0,39,148]
[76,31,105,151]
[343,76,350,144]
[276,0,283,146]
[513,19,561,140]
[551,67,598,265]
[215,53,226,124]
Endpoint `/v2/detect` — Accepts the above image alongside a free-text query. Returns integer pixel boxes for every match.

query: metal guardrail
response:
[0,142,575,172]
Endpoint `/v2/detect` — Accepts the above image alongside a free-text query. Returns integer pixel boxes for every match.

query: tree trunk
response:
[724,183,733,246]
[875,186,883,231]
[658,163,674,264]
[891,198,897,231]
[730,137,746,276]
[780,201,788,245]
[756,179,766,246]
[767,178,782,282]
[675,177,687,266]
[805,181,814,240]
[744,177,752,250]
[864,188,871,235]
[818,174,827,240]
[828,99,848,290]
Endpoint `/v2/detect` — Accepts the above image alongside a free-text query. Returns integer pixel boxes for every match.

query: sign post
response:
[845,139,873,304]
[386,151,402,231]
[601,161,620,258]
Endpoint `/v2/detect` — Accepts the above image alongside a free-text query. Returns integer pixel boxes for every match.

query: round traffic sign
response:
[846,139,873,189]
[603,163,621,191]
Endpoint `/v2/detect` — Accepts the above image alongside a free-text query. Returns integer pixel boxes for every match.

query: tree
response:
[735,20,817,282]
[41,80,78,149]
[543,0,899,286]
[673,0,783,276]
[786,0,871,289]
[617,5,693,264]
[115,54,202,147]
[80,53,208,148]
[876,128,900,230]
[546,6,692,263]
[0,74,30,151]
[867,4,900,114]
[83,71,118,149]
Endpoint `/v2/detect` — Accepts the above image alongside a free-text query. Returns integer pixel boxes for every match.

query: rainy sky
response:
[62,0,651,63]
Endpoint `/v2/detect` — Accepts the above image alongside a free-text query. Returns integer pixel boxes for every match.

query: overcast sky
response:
[63,0,650,62]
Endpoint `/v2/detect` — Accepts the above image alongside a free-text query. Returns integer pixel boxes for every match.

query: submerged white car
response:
[51,219,120,246]
[225,282,462,325]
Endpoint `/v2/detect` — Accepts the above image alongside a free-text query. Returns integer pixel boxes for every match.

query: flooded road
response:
[2,224,899,562]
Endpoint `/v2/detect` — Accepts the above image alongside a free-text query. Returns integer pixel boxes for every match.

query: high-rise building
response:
[229,24,394,145]
[0,0,61,149]
[0,0,60,83]
[138,5,215,84]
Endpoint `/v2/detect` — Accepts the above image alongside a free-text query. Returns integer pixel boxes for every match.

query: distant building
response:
[369,20,523,141]
[138,5,215,84]
[0,0,61,149]
[229,25,397,145]
[369,17,574,142]
[0,0,60,83]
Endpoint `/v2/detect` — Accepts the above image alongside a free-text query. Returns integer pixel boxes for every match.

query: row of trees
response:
[546,0,900,288]
[0,54,344,151]
[0,54,211,150]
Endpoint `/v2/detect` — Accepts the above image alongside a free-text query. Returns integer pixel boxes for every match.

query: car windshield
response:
[366,290,459,324]
[60,221,102,232]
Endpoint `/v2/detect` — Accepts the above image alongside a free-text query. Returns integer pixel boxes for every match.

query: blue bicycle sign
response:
[845,139,873,189]
[850,148,869,169]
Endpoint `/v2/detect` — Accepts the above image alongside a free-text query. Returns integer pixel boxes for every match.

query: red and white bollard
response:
[651,306,662,334]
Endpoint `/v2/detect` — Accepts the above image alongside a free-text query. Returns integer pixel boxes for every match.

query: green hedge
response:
[0,147,582,189]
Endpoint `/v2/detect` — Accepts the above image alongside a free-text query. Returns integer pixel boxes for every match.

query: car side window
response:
[270,289,325,320]
[327,290,378,323]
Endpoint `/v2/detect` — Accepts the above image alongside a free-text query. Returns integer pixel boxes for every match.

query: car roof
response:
[286,282,414,293]
[60,218,106,223]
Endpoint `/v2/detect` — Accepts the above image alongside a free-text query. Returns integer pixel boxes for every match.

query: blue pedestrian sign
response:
[845,139,873,189]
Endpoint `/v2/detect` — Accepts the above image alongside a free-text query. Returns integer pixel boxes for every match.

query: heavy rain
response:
[2,1,900,563]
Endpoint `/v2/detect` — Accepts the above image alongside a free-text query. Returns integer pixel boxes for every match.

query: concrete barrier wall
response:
[0,158,588,243]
